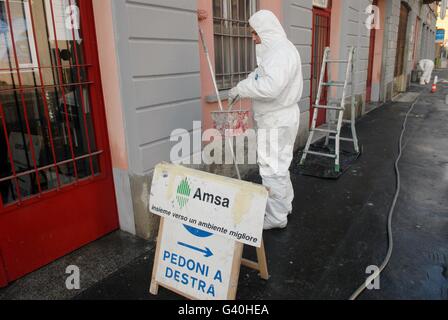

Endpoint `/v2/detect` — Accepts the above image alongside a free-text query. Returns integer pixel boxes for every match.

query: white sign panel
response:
[442,0,447,20]
[149,163,268,247]
[156,219,235,300]
[45,0,81,41]
[313,0,329,9]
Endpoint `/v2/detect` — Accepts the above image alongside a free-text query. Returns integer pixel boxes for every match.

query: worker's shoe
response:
[263,219,287,231]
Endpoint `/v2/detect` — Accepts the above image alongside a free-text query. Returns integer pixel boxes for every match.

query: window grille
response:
[213,0,258,91]
[0,0,100,206]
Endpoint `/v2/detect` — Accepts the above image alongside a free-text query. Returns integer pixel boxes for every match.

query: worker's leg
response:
[262,174,292,229]
[257,111,300,229]
[422,63,434,84]
[422,68,430,84]
[286,118,300,215]
[426,64,434,84]
[420,73,426,85]
[421,64,429,84]
[286,171,294,214]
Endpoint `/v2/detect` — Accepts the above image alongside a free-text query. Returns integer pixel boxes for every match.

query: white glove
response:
[228,87,239,105]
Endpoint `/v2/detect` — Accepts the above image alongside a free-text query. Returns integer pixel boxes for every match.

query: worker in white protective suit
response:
[419,59,435,85]
[228,10,303,230]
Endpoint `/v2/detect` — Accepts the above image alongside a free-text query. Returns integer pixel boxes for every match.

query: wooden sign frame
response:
[150,218,269,300]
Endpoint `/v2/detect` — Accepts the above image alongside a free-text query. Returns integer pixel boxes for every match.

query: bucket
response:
[211,110,250,137]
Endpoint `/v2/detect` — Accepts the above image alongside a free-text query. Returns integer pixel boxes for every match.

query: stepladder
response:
[300,47,360,173]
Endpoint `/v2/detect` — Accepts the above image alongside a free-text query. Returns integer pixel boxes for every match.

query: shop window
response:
[0,0,100,205]
[213,0,258,90]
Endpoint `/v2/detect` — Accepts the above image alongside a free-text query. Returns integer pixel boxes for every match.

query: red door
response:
[0,0,118,287]
[311,7,331,127]
[366,0,378,104]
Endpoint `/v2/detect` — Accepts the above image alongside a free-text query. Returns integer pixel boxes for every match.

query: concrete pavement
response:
[77,72,448,300]
[2,72,447,300]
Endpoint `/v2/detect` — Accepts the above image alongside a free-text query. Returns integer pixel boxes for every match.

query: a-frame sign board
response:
[150,219,269,300]
[148,163,269,300]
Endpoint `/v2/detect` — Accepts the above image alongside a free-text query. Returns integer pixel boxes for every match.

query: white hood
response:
[249,10,287,63]
[236,10,303,116]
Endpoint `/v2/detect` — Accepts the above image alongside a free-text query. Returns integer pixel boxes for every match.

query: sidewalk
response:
[76,72,447,300]
[2,73,448,300]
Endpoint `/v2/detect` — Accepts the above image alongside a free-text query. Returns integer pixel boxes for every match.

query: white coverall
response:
[230,10,303,230]
[419,59,435,85]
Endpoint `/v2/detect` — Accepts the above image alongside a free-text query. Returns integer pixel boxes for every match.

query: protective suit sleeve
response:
[247,69,258,80]
[236,55,291,101]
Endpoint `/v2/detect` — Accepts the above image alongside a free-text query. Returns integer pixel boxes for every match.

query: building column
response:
[92,0,136,235]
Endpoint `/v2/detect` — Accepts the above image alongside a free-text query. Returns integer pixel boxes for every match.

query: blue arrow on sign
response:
[177,242,213,258]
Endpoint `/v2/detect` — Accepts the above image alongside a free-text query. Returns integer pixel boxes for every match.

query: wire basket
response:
[211,96,250,137]
[211,109,250,137]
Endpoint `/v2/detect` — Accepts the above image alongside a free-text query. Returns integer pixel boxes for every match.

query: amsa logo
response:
[176,178,191,209]
[176,178,231,209]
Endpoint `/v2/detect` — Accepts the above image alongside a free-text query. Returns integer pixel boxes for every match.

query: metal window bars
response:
[213,0,258,90]
[0,0,100,206]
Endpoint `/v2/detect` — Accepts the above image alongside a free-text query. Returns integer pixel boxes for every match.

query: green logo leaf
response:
[176,178,191,209]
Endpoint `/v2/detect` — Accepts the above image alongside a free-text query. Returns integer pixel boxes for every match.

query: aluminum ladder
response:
[300,47,360,173]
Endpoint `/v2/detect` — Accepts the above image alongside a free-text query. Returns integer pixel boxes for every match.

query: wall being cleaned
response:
[107,0,202,240]
[95,0,319,240]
